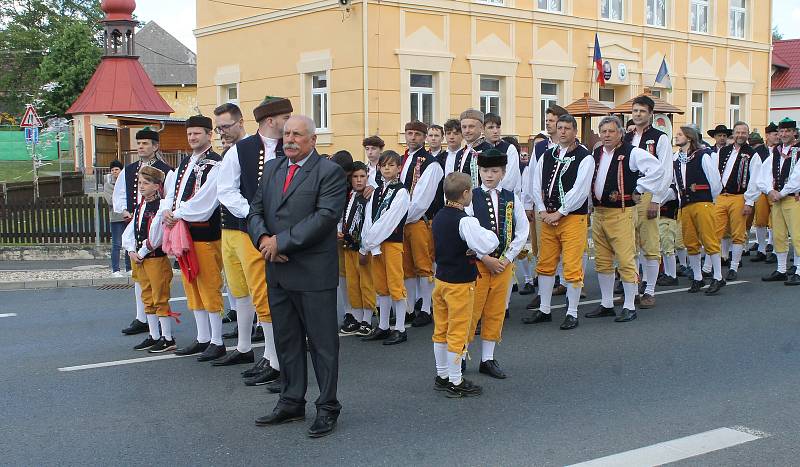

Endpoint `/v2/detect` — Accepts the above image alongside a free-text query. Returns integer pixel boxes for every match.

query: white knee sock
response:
[377,295,391,330]
[225,284,235,310]
[644,259,659,295]
[538,275,556,314]
[418,277,434,314]
[622,282,637,310]
[146,314,160,340]
[433,342,448,378]
[261,322,278,370]
[393,299,408,332]
[361,308,373,324]
[582,253,589,275]
[481,339,495,362]
[597,272,615,308]
[566,282,581,318]
[677,249,688,266]
[134,283,146,323]
[337,278,350,316]
[556,261,564,279]
[209,311,223,345]
[235,296,255,353]
[730,244,744,272]
[768,229,773,246]
[702,253,712,273]
[514,259,527,288]
[711,253,722,281]
[664,254,677,278]
[194,310,211,343]
[795,256,800,272]
[756,227,767,253]
[158,317,172,340]
[721,238,731,257]
[689,255,702,281]
[529,256,538,281]
[777,252,789,273]
[447,351,463,385]
[404,278,418,313]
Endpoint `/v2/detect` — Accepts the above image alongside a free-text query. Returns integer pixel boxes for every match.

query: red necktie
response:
[283,164,299,193]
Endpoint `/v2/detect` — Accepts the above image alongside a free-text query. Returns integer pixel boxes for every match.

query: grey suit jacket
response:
[247,150,346,291]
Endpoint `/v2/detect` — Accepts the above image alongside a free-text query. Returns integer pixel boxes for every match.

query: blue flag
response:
[654,57,672,91]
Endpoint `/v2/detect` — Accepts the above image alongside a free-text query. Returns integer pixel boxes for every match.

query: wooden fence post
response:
[94,195,101,246]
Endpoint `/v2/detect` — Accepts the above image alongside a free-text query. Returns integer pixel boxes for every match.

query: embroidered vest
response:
[371,181,407,243]
[471,187,516,258]
[591,143,640,209]
[134,198,166,258]
[540,144,591,215]
[172,149,222,241]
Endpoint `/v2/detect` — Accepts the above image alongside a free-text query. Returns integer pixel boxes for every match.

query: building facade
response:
[195,0,772,155]
[770,38,800,124]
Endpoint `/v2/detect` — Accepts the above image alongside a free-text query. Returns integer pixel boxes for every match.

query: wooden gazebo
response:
[564,92,613,149]
[611,87,684,115]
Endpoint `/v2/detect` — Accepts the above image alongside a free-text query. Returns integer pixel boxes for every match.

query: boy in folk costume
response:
[431,173,499,397]
[359,151,411,344]
[363,135,385,189]
[464,149,527,379]
[750,123,779,263]
[123,166,177,353]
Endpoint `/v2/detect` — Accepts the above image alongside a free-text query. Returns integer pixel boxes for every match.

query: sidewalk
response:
[0,259,180,290]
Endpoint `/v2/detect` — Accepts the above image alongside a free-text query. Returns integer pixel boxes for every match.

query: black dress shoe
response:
[174,340,209,356]
[742,249,750,257]
[519,283,535,295]
[308,414,338,438]
[656,274,679,286]
[784,274,800,286]
[704,279,724,295]
[446,378,482,398]
[433,376,450,391]
[521,310,552,324]
[688,280,705,293]
[790,265,798,275]
[265,377,282,393]
[762,270,788,282]
[765,253,777,264]
[559,315,578,330]
[212,349,254,366]
[361,327,390,341]
[676,265,688,277]
[749,243,759,252]
[255,407,305,426]
[383,330,407,345]
[614,308,637,322]
[725,269,738,281]
[405,312,416,325]
[197,343,227,362]
[478,359,507,379]
[251,326,265,343]
[222,309,237,324]
[222,328,238,340]
[122,319,149,335]
[245,367,280,386]
[242,357,269,377]
[411,312,432,327]
[525,295,541,310]
[750,252,767,262]
[584,305,616,318]
[766,244,774,253]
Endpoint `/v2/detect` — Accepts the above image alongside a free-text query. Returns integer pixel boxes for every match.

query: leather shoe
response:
[121,319,149,335]
[725,269,738,281]
[688,280,705,293]
[411,312,432,327]
[784,274,800,286]
[361,327,390,341]
[614,308,637,322]
[518,283,535,295]
[244,367,280,386]
[559,315,578,330]
[252,326,265,343]
[639,293,655,309]
[222,329,238,340]
[750,252,767,262]
[521,310,552,324]
[656,274,679,286]
[174,340,209,356]
[525,295,541,310]
[265,379,282,394]
[308,414,338,438]
[584,305,615,318]
[478,359,507,379]
[676,265,688,277]
[704,279,724,295]
[212,349,254,366]
[765,252,777,264]
[197,343,226,362]
[762,270,788,282]
[242,357,269,377]
[383,330,407,345]
[255,407,304,426]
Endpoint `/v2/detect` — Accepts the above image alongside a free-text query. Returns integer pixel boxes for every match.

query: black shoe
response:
[242,357,269,377]
[308,414,338,438]
[676,265,688,277]
[688,280,705,293]
[518,283,535,295]
[614,308,637,323]
[512,283,518,293]
[197,343,226,362]
[762,270,788,282]
[474,320,481,335]
[411,312,432,327]
[479,360,507,379]
[147,337,177,353]
[749,243,759,252]
[174,340,209,356]
[638,281,647,295]
[765,253,777,264]
[784,274,800,286]
[265,378,282,394]
[525,295,541,310]
[415,298,423,312]
[361,327,390,341]
[559,315,578,330]
[521,310,552,324]
[244,367,280,386]
[212,349,254,366]
[613,280,624,294]
[446,378,482,398]
[584,305,616,318]
[251,326,265,343]
[222,309,237,324]
[434,376,450,391]
[383,330,407,345]
[405,312,416,325]
[704,279,724,295]
[355,322,372,336]
[255,407,305,426]
[725,269,738,281]
[790,266,798,276]
[122,319,149,335]
[750,252,767,262]
[338,314,360,335]
[742,249,750,257]
[701,269,712,278]
[222,328,238,340]
[656,274,679,287]
[766,244,774,253]
[721,257,730,267]
[133,336,158,351]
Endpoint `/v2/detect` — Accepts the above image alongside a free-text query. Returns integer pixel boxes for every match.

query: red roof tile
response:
[66,57,173,115]
[772,39,800,91]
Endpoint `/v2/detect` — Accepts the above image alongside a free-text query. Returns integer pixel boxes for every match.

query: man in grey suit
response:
[247,115,346,438]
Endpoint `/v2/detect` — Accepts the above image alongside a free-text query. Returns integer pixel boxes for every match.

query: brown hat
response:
[139,165,165,185]
[362,135,385,148]
[253,96,293,122]
[186,115,213,130]
[405,120,428,134]
[460,108,484,124]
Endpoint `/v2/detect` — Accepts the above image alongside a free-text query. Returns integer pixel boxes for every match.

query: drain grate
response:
[96,284,134,290]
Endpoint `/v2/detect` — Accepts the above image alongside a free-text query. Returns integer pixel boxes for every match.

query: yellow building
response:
[195,0,772,154]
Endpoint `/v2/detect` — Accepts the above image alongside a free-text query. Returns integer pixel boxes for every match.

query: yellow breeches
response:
[373,241,406,300]
[402,220,434,279]
[222,229,270,322]
[770,196,800,254]
[432,279,475,355]
[680,202,720,256]
[592,207,638,283]
[132,256,173,316]
[536,213,588,285]
[753,194,771,228]
[468,262,514,343]
[633,191,661,260]
[343,249,376,310]
[714,194,747,245]
[658,217,681,256]
[182,240,224,313]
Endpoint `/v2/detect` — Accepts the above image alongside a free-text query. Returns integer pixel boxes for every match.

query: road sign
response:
[24,127,40,144]
[20,104,43,128]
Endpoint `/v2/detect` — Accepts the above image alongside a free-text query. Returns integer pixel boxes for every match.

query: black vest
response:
[133,199,166,258]
[533,139,551,162]
[771,144,800,192]
[172,149,222,241]
[591,143,640,208]
[624,125,666,157]
[718,144,755,195]
[540,144,591,215]
[371,181,407,243]
[471,187,516,258]
[754,144,770,163]
[341,190,369,250]
[402,148,439,220]
[123,158,174,213]
[454,139,494,187]
[433,207,477,284]
[429,149,448,220]
[674,149,714,206]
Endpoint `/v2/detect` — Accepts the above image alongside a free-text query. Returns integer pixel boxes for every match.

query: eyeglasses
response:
[214,122,239,134]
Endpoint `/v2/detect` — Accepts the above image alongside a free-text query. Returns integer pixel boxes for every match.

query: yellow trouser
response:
[536,213,588,284]
[635,192,661,260]
[753,194,771,228]
[681,202,720,255]
[132,256,173,316]
[432,279,475,354]
[771,196,800,254]
[222,229,270,322]
[592,207,638,283]
[676,215,685,250]
[529,216,539,258]
[182,240,224,313]
[343,249,376,311]
[373,241,406,300]
[402,220,434,279]
[658,217,681,256]
[468,262,513,342]
[714,194,747,245]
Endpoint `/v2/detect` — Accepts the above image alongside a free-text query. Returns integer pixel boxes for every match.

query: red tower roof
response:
[66,57,173,115]
[772,39,800,91]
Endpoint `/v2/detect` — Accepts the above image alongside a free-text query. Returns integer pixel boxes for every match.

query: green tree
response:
[773,26,784,41]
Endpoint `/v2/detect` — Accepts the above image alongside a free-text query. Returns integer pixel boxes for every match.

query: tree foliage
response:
[772,26,783,42]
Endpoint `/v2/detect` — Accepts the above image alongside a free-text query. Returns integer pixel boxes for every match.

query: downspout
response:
[362,0,369,141]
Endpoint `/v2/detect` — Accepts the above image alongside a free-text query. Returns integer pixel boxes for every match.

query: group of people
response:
[109,92,800,436]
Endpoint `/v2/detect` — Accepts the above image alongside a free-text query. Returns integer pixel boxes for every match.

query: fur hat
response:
[139,165,165,185]
[405,120,428,134]
[362,135,385,148]
[253,96,293,122]
[185,115,213,130]
[459,109,484,124]
[135,126,159,142]
[477,148,507,168]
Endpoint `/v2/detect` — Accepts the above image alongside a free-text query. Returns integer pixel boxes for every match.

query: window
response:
[691,0,709,33]
[599,88,616,108]
[646,0,666,27]
[311,72,328,130]
[691,91,704,132]
[480,76,501,117]
[729,94,742,126]
[539,81,558,130]
[537,0,562,12]
[410,73,434,125]
[729,0,746,38]
[651,89,662,99]
[601,0,623,21]
[222,84,238,105]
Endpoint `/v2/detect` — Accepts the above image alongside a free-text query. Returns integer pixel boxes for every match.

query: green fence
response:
[0,127,70,161]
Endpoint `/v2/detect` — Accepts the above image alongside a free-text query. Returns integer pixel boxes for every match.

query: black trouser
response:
[268,286,341,416]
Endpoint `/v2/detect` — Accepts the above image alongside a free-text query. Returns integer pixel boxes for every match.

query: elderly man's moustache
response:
[284,143,300,150]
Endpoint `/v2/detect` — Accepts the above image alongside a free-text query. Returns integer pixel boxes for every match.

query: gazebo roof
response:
[564,93,612,117]
[611,88,684,114]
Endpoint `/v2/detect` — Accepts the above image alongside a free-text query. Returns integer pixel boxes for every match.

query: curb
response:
[0,274,183,291]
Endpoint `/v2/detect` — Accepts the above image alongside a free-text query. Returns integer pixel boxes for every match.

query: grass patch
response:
[0,160,75,182]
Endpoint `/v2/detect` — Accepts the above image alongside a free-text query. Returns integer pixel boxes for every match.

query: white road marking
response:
[567,426,766,466]
[169,293,229,303]
[58,342,265,372]
[0,313,17,318]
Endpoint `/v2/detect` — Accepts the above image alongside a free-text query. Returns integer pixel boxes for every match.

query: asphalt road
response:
[1,257,798,466]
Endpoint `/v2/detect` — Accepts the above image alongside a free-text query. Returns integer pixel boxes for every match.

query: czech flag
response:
[594,33,605,86]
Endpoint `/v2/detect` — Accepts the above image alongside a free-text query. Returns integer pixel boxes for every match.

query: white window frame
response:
[598,88,616,108]
[729,94,742,126]
[690,0,709,34]
[600,0,624,22]
[729,0,746,39]
[409,72,435,125]
[539,80,559,131]
[536,0,562,13]
[310,72,329,131]
[651,89,662,99]
[219,83,239,105]
[646,0,667,27]
[480,76,502,118]
[691,91,705,132]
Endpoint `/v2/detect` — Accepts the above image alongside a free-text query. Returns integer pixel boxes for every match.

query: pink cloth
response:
[163,220,199,282]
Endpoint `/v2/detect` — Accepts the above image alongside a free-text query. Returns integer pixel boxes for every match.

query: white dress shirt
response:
[112,160,175,214]
[465,185,529,262]
[402,148,444,223]
[161,150,221,222]
[593,145,663,202]
[458,216,500,261]
[631,130,674,203]
[359,184,411,256]
[121,201,165,258]
[531,145,596,215]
